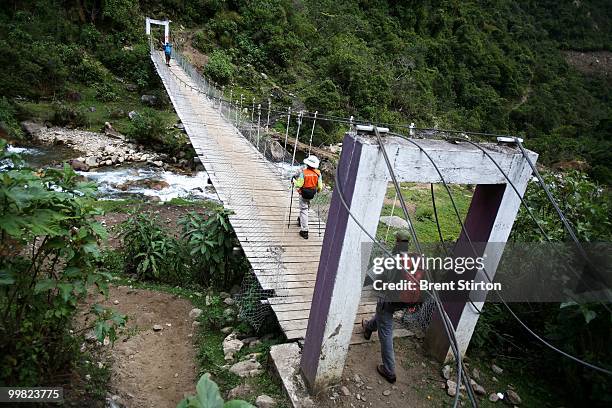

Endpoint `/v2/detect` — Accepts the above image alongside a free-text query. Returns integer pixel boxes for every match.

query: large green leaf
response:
[195,373,224,408]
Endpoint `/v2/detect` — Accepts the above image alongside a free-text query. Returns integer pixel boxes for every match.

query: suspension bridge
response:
[150,49,388,342]
[146,38,612,400]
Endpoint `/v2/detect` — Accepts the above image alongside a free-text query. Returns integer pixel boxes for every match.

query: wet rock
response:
[152,160,164,167]
[70,159,90,172]
[150,180,169,190]
[140,94,158,106]
[21,121,44,137]
[241,337,258,346]
[269,141,285,161]
[189,308,203,319]
[506,390,521,405]
[229,359,263,377]
[255,395,276,408]
[491,364,503,375]
[227,384,253,400]
[85,156,98,167]
[260,72,268,80]
[340,386,351,396]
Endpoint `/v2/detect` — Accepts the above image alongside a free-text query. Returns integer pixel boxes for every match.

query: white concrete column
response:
[300,134,391,393]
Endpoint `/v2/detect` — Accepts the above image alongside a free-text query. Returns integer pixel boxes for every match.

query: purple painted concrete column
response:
[300,133,390,392]
[424,184,506,360]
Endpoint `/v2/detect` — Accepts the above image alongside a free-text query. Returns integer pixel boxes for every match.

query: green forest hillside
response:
[1,0,611,183]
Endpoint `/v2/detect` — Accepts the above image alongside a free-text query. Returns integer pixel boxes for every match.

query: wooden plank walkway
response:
[151,52,376,340]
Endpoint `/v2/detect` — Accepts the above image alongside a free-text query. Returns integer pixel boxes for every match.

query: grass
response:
[377,182,473,247]
[16,60,181,133]
[91,197,223,215]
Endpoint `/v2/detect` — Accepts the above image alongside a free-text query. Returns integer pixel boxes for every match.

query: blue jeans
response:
[366,299,395,375]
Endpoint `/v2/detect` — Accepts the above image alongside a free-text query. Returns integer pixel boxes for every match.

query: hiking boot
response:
[377,364,397,384]
[362,319,373,340]
[299,230,309,239]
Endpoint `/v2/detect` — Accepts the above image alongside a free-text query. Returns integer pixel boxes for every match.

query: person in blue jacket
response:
[164,41,172,66]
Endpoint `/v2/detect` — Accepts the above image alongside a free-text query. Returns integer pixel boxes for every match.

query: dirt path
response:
[316,337,447,408]
[84,285,198,407]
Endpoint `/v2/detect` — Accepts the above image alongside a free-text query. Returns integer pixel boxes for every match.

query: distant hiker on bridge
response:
[292,155,322,240]
[163,41,172,66]
[363,230,424,383]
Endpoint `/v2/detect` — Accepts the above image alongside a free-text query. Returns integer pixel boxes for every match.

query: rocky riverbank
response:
[27,122,197,173]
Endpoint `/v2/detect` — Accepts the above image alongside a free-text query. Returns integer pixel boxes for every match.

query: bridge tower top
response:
[145,17,170,43]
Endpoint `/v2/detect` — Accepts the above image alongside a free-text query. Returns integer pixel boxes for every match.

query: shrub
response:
[75,56,107,85]
[127,108,167,144]
[204,50,234,85]
[0,98,24,139]
[51,102,88,127]
[120,212,183,283]
[179,211,244,289]
[118,209,246,290]
[94,82,119,102]
[192,30,210,53]
[0,141,126,385]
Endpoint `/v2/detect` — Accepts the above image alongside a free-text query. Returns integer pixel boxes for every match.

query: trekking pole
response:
[288,185,294,229]
[317,199,321,236]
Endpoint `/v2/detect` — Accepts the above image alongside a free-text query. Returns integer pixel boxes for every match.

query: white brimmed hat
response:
[303,155,320,169]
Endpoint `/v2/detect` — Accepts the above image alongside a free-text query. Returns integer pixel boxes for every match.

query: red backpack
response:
[398,254,425,304]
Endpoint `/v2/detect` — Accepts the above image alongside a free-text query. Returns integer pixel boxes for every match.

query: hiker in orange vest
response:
[292,155,322,239]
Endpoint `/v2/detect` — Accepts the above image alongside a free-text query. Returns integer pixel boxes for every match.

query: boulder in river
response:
[70,159,90,172]
[20,121,44,137]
